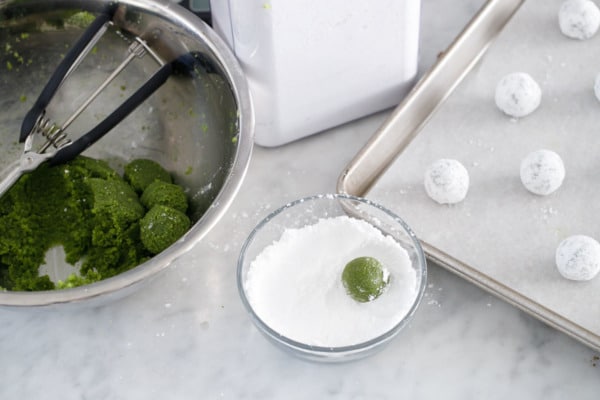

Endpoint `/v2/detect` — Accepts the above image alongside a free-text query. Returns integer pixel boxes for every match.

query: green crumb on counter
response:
[0,156,191,291]
[141,180,188,213]
[124,158,172,193]
[341,256,390,303]
[140,205,191,255]
[19,95,26,103]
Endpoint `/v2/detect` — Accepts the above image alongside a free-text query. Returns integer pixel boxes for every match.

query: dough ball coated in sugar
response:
[424,159,469,204]
[556,235,600,281]
[495,72,542,118]
[558,0,600,40]
[520,149,565,195]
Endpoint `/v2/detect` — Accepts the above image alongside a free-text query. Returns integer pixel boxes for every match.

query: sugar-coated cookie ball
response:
[556,235,600,281]
[558,0,600,40]
[520,149,565,195]
[424,159,469,204]
[495,72,542,118]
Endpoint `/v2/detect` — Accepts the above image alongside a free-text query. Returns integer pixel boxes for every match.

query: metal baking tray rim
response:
[336,0,600,352]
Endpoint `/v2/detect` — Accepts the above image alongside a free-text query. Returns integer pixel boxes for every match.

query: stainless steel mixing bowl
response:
[0,0,253,307]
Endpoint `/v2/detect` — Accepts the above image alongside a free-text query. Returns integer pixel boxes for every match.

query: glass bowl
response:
[237,194,427,362]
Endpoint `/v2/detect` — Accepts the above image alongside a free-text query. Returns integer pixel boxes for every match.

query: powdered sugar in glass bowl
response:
[237,194,427,362]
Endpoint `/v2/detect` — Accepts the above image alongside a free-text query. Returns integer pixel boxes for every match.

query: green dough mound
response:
[140,180,188,213]
[70,155,121,180]
[341,256,390,303]
[89,178,144,226]
[83,178,148,277]
[140,205,191,255]
[0,156,191,291]
[124,158,172,193]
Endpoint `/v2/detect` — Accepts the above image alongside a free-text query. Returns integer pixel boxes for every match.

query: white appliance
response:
[210,0,421,146]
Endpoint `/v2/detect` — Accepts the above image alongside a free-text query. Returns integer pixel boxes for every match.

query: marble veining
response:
[1,0,599,399]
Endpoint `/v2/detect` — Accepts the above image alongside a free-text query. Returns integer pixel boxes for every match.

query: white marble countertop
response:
[2,1,600,398]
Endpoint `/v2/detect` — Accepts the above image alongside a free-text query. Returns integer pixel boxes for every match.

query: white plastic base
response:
[210,0,421,147]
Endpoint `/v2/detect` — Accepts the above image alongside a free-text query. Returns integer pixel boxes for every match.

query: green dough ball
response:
[70,156,120,180]
[88,178,145,225]
[140,180,188,213]
[341,256,390,303]
[0,154,188,291]
[124,159,172,193]
[140,205,191,254]
[87,177,145,260]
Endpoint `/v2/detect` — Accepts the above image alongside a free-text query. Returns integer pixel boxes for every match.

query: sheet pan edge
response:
[337,0,600,351]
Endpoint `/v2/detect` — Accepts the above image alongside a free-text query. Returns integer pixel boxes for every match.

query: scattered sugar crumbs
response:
[423,282,442,308]
[540,206,558,223]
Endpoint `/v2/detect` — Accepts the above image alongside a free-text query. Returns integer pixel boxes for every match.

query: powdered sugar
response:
[244,215,418,347]
[594,72,600,102]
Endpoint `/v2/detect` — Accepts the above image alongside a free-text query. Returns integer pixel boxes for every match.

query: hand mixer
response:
[0,3,200,197]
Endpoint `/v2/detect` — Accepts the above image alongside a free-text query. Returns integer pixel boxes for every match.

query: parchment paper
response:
[371,0,600,337]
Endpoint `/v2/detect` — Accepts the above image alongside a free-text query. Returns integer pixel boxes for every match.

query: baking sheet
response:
[340,0,600,350]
